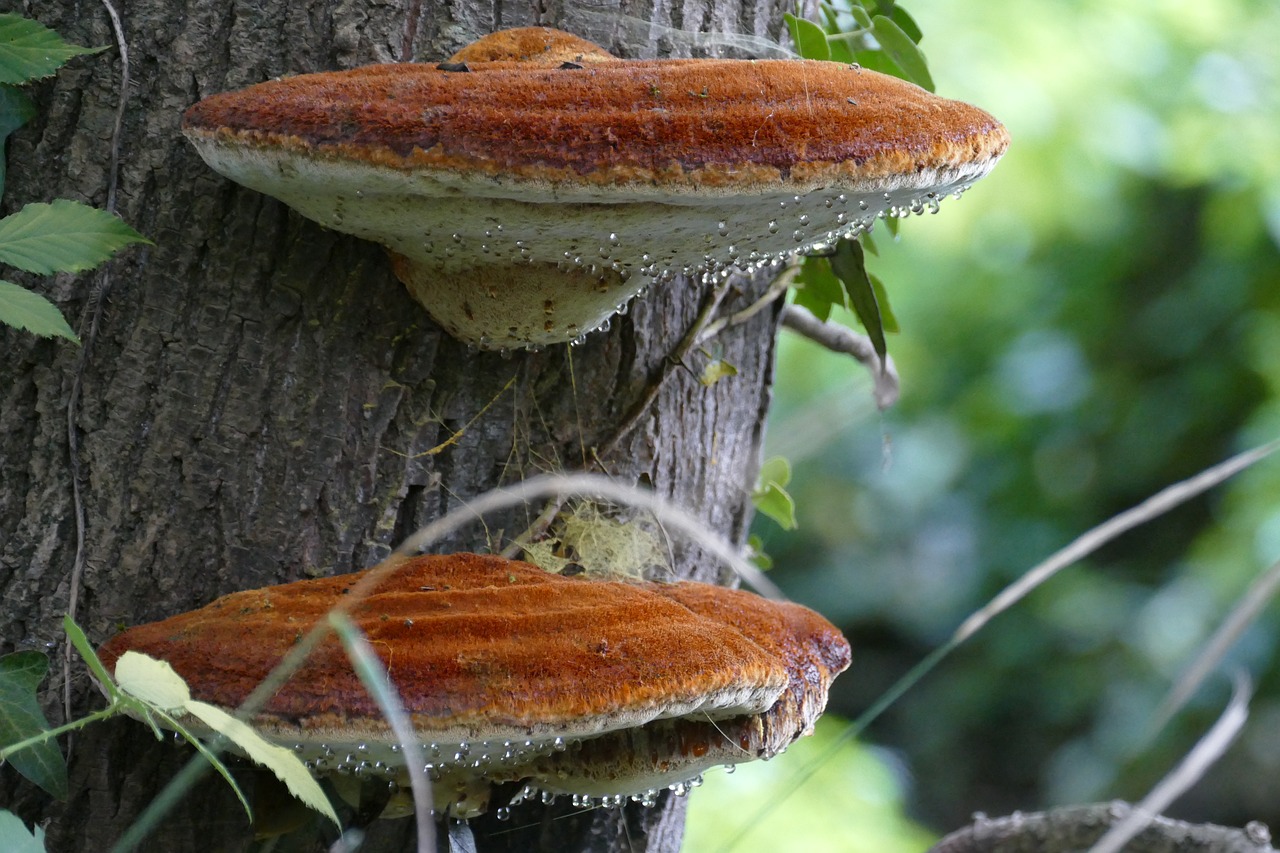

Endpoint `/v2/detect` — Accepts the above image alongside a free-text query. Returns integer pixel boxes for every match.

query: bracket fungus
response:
[183,26,1009,349]
[96,553,849,819]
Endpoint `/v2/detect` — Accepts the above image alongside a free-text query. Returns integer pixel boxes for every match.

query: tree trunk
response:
[0,0,789,850]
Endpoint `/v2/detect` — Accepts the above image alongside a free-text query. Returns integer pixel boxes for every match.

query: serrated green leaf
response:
[0,199,148,275]
[829,238,887,362]
[871,15,933,91]
[0,14,103,84]
[785,13,831,61]
[0,280,78,341]
[0,652,68,800]
[114,651,192,712]
[149,705,255,822]
[0,810,46,853]
[183,700,339,827]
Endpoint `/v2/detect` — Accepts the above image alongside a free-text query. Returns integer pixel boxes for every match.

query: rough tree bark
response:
[0,0,790,850]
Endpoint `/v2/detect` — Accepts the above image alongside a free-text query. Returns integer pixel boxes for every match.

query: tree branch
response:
[929,803,1276,853]
[780,303,899,410]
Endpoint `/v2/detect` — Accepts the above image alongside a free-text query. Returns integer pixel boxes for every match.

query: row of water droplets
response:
[294,733,575,779]
[494,772,712,821]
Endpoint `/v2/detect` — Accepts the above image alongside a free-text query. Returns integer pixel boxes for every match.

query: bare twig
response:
[695,262,796,344]
[780,303,899,410]
[1090,674,1252,853]
[504,275,737,555]
[600,274,732,458]
[930,801,1274,853]
[65,0,131,725]
[1157,557,1280,729]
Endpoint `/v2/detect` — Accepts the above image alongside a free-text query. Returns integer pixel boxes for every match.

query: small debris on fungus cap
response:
[182,26,1009,349]
[96,553,850,818]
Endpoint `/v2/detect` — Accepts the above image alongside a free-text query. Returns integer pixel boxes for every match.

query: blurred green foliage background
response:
[687,0,1280,848]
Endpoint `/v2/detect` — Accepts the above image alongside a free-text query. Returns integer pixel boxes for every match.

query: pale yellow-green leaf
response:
[113,651,191,712]
[183,700,340,827]
[700,358,739,387]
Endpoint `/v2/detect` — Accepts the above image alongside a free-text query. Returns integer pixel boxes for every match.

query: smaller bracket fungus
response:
[182,26,1008,349]
[96,554,849,819]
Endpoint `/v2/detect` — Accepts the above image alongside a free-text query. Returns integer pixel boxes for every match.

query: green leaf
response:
[184,701,339,827]
[753,456,798,531]
[114,651,339,828]
[0,83,35,198]
[0,280,77,341]
[871,15,934,91]
[829,238,888,362]
[847,5,874,30]
[0,810,46,853]
[0,199,148,275]
[785,13,831,61]
[0,652,69,800]
[869,273,900,333]
[63,614,117,699]
[114,651,191,712]
[150,705,255,822]
[0,14,103,84]
[792,255,847,323]
[889,6,924,43]
[699,357,739,387]
[747,534,774,571]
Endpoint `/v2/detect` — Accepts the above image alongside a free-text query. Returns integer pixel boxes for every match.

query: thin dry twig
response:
[953,439,1280,645]
[506,275,738,557]
[65,0,132,725]
[695,262,796,344]
[1089,674,1252,853]
[1156,557,1280,729]
[780,303,899,409]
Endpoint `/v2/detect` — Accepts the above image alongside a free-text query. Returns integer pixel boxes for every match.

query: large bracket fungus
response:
[183,26,1009,349]
[96,554,850,819]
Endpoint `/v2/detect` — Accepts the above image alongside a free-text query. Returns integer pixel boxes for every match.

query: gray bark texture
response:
[0,0,791,849]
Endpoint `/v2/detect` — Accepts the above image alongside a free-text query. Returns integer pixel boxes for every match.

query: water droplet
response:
[792,230,805,242]
[717,220,729,237]
[354,189,364,199]
[496,807,511,821]
[767,220,779,234]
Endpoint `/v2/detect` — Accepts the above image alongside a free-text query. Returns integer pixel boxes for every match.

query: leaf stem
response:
[0,703,118,760]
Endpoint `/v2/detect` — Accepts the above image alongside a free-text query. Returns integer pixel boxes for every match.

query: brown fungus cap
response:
[182,27,1007,349]
[97,553,850,817]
